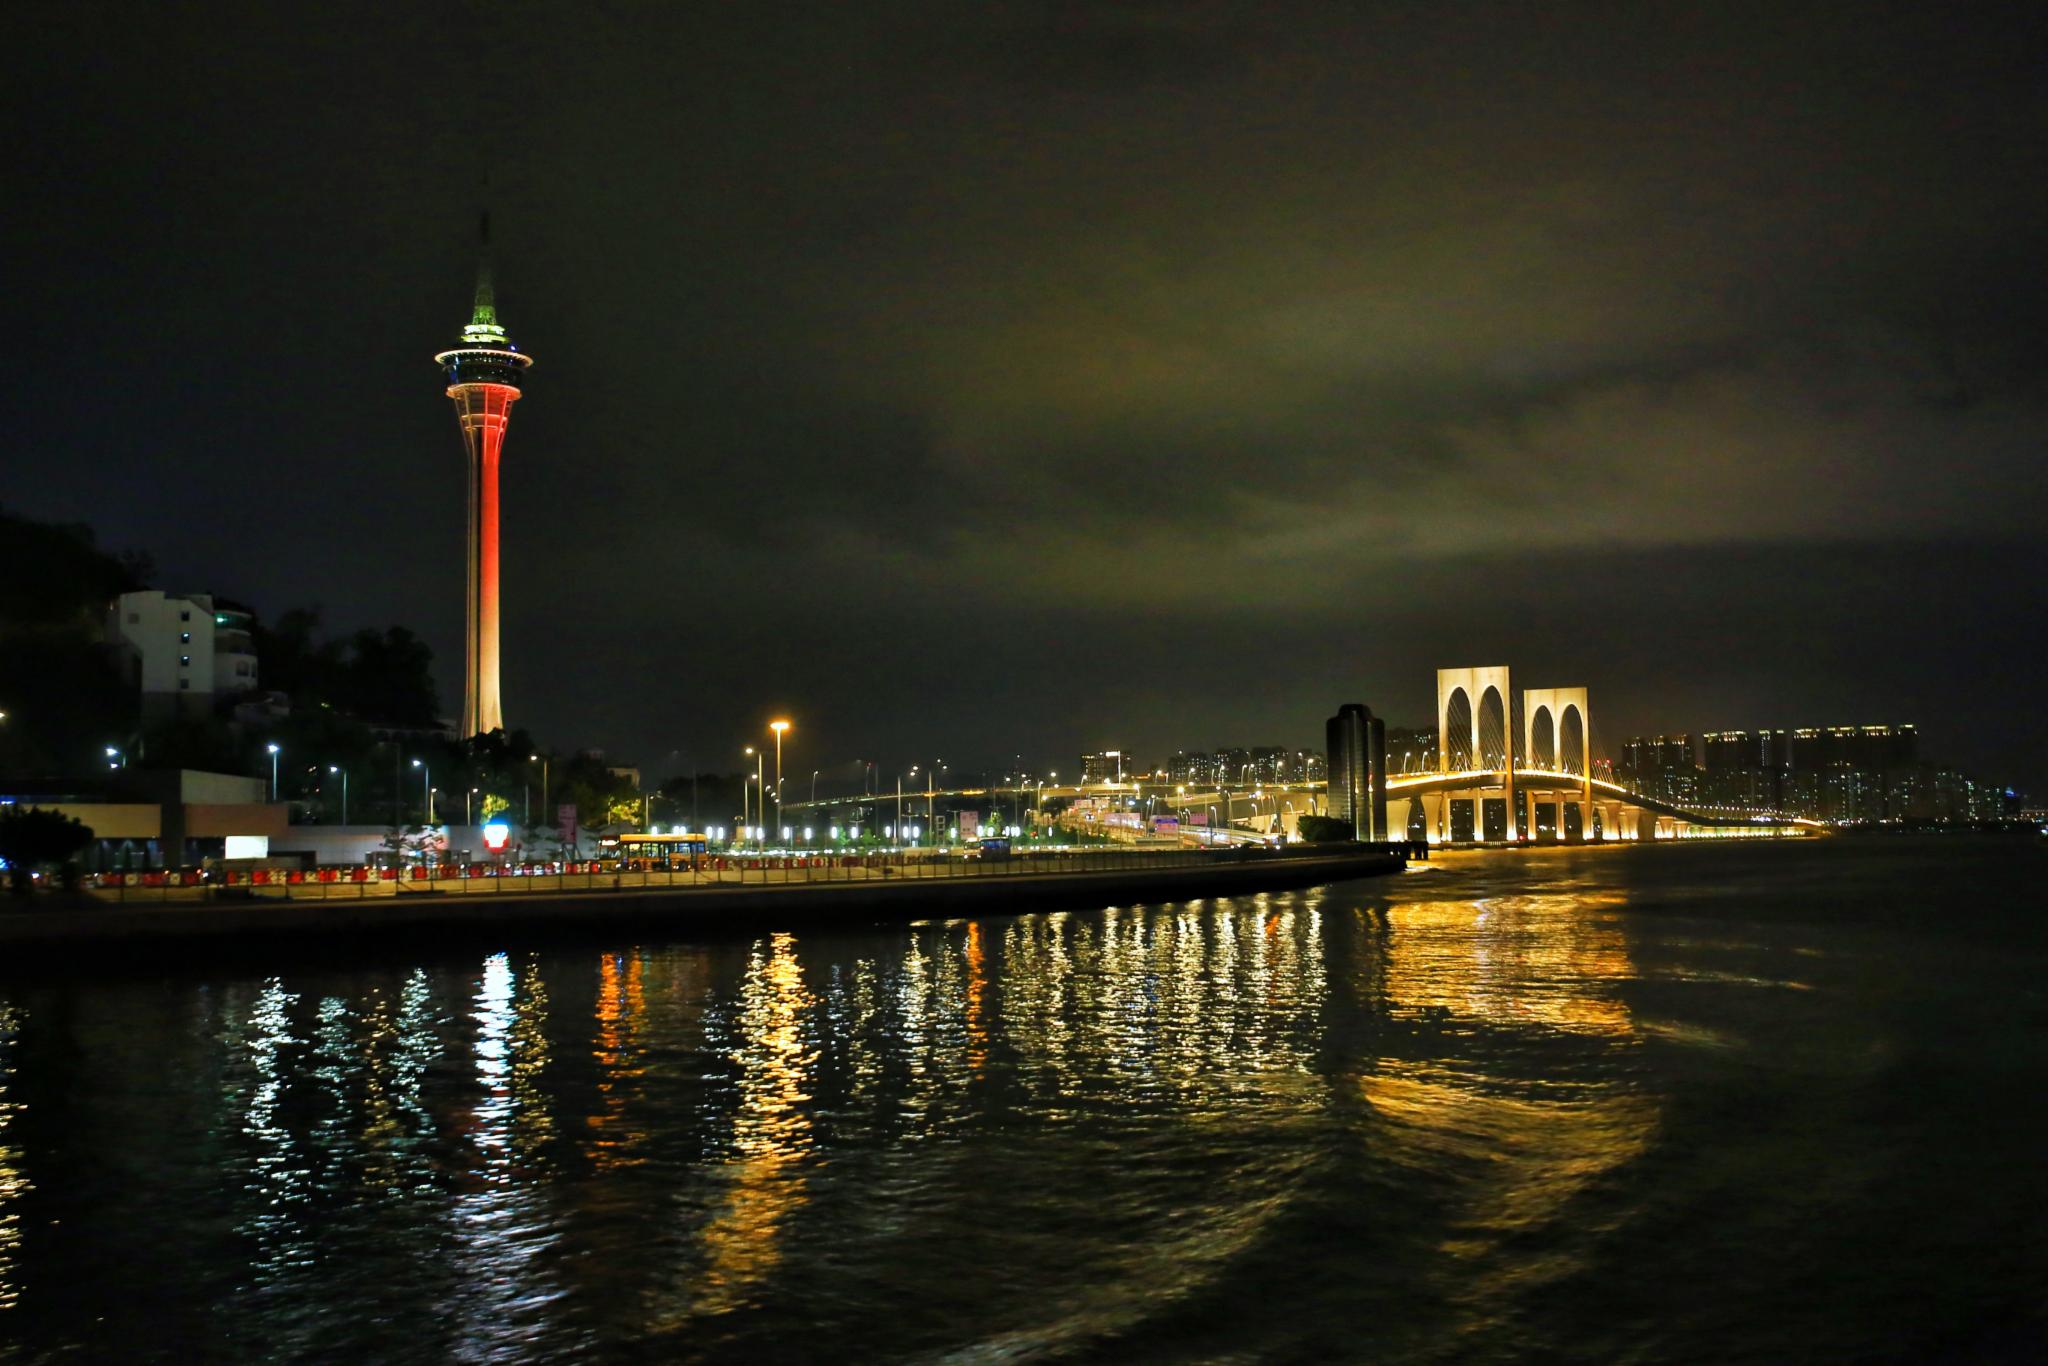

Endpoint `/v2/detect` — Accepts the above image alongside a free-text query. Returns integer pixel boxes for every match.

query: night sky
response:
[8,2,2046,788]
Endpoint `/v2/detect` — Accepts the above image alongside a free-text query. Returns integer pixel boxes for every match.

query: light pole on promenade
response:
[527,753,549,827]
[329,765,348,824]
[743,746,755,843]
[755,748,767,846]
[770,720,791,850]
[267,742,280,802]
[411,758,431,825]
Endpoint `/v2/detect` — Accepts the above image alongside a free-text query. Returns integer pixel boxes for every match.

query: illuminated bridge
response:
[781,665,1820,845]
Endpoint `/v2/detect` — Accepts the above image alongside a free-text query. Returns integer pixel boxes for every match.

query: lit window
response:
[180,655,190,667]
[180,632,190,643]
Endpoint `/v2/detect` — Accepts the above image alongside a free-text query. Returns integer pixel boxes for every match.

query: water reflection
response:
[588,953,648,1169]
[1379,889,1637,1037]
[440,953,568,1363]
[1351,878,1659,1340]
[17,846,1956,1362]
[685,932,815,1320]
[0,1002,26,1313]
[237,979,310,1283]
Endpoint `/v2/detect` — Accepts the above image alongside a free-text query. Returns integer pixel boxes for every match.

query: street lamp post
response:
[411,759,430,825]
[769,720,791,851]
[266,742,280,802]
[755,748,767,847]
[329,765,348,824]
[528,753,550,832]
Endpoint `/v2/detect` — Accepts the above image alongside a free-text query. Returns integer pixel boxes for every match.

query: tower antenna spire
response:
[473,208,496,327]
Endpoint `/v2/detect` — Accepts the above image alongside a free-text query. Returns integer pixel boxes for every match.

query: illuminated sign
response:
[482,821,510,852]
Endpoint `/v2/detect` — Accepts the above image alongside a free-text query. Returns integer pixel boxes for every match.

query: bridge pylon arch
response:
[1437,666,1515,840]
[1522,686,1593,836]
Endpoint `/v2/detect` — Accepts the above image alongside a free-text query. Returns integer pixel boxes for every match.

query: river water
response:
[1,838,2044,1363]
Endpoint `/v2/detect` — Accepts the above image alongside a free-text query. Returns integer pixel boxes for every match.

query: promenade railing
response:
[74,842,1417,907]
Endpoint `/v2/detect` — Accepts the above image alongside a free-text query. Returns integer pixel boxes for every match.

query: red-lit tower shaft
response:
[451,383,518,736]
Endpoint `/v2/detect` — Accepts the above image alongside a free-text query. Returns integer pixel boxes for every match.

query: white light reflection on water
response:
[437,952,568,1363]
[237,979,311,1283]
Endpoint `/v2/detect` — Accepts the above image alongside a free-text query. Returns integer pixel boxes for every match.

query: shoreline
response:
[0,849,1407,968]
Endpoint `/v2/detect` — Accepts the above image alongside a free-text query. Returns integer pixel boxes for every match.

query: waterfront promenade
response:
[0,846,1408,960]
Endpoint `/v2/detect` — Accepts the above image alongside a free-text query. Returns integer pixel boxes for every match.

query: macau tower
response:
[434,214,531,738]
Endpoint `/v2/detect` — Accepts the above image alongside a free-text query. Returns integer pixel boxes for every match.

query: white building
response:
[106,591,260,719]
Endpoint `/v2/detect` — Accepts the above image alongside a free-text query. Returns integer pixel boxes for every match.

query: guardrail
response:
[76,844,1417,906]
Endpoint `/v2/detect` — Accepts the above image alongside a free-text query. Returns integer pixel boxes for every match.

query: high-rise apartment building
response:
[1080,751,1128,784]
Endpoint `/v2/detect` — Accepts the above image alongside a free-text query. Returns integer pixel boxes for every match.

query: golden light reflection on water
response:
[963,920,988,1077]
[983,895,1331,1107]
[1382,890,1637,1037]
[1361,1064,1660,1333]
[0,1003,25,1313]
[684,932,815,1319]
[1355,878,1661,1338]
[587,952,648,1170]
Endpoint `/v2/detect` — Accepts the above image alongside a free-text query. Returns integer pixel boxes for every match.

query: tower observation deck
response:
[434,214,532,738]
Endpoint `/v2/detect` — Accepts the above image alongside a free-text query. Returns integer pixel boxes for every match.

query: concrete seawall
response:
[0,850,1405,967]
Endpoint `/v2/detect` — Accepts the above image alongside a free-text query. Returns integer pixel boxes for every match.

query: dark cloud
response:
[5,0,2044,787]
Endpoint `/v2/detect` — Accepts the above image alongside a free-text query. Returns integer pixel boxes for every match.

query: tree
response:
[480,793,511,821]
[380,823,445,868]
[0,807,95,897]
[250,606,345,703]
[525,822,572,862]
[0,508,142,772]
[342,627,440,726]
[1295,814,1356,843]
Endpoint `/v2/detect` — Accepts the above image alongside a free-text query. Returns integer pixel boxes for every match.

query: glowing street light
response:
[328,765,348,824]
[266,742,281,801]
[411,758,431,824]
